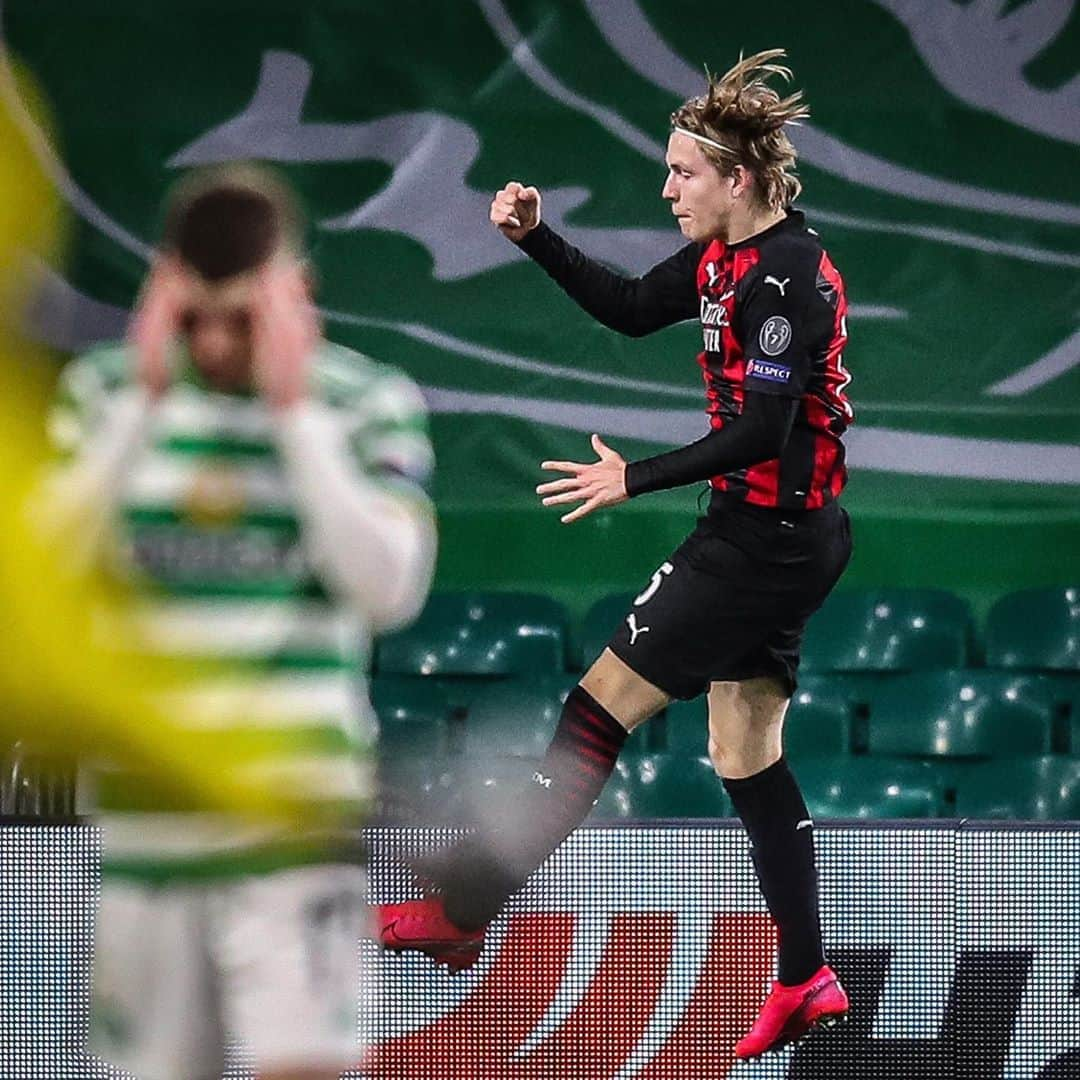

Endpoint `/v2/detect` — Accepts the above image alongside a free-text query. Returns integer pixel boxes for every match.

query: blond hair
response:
[671,49,809,211]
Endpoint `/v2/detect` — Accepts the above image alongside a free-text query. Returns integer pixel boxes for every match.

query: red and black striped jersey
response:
[695,210,853,509]
[517,209,854,511]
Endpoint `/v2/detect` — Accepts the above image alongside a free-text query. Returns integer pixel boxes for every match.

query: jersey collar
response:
[726,208,804,250]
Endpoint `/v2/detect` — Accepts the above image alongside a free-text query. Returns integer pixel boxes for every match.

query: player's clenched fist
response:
[490,181,542,243]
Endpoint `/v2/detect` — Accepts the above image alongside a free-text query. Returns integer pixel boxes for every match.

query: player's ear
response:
[730,166,753,200]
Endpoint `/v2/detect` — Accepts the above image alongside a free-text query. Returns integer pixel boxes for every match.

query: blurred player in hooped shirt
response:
[43,164,436,1080]
[0,65,278,813]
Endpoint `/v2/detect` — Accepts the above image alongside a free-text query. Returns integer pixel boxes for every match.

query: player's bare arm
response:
[36,260,177,564]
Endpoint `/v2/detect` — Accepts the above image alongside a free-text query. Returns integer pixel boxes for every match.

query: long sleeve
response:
[517,222,701,337]
[625,391,798,497]
[273,401,437,633]
[39,383,157,569]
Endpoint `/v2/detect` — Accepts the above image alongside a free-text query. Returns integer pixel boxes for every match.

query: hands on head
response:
[489,181,542,243]
[128,257,317,410]
[133,176,542,406]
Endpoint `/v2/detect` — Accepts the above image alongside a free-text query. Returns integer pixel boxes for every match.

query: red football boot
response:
[735,964,849,1058]
[377,896,486,972]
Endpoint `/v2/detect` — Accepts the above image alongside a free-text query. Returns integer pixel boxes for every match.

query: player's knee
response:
[709,739,757,777]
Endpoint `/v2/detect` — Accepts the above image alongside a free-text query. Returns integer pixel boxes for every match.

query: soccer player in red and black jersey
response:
[379,50,853,1058]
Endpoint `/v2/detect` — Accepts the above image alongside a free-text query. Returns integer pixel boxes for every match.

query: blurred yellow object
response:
[0,62,299,825]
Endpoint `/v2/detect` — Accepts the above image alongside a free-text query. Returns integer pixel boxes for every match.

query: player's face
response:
[177,268,258,388]
[662,132,736,242]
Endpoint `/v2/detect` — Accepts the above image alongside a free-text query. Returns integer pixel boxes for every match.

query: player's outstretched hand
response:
[129,258,184,400]
[252,262,319,411]
[537,434,628,524]
[490,181,541,243]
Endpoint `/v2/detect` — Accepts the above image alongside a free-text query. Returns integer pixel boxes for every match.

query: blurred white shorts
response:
[91,863,373,1080]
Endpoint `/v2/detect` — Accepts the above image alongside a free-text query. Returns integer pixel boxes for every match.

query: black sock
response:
[437,685,627,931]
[723,756,825,985]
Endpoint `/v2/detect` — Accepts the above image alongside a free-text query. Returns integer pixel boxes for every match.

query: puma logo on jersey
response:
[705,261,721,287]
[626,613,650,646]
[765,275,791,296]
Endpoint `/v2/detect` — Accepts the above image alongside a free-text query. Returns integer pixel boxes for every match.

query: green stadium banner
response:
[3,0,1077,614]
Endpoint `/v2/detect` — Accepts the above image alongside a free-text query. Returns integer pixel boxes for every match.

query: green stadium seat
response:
[371,675,453,759]
[1065,677,1080,753]
[663,677,860,759]
[785,675,859,756]
[580,591,637,669]
[461,674,653,759]
[620,715,662,758]
[591,753,729,820]
[446,754,541,827]
[953,756,1080,819]
[373,757,459,826]
[661,697,709,757]
[460,675,575,758]
[376,591,570,677]
[985,586,1080,672]
[372,676,456,824]
[796,756,943,818]
[866,671,1055,760]
[801,588,972,673]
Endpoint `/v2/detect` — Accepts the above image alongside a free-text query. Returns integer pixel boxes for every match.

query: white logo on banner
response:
[872,0,1080,143]
[166,50,678,282]
[3,17,1077,482]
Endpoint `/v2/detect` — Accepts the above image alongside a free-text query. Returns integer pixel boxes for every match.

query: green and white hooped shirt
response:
[49,340,434,880]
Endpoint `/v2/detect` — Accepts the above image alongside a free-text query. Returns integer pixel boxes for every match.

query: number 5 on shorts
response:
[634,562,673,607]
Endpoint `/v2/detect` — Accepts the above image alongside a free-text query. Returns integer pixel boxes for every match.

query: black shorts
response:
[606,500,852,700]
